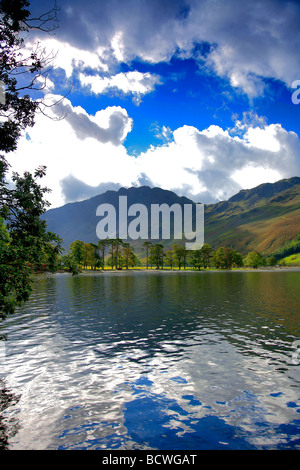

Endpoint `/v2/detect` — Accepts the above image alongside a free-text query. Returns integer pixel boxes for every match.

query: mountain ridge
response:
[43,177,300,256]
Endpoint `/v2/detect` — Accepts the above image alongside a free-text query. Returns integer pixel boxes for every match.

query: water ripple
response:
[1,271,299,450]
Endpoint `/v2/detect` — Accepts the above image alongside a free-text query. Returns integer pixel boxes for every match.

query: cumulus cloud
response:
[25,37,109,78]
[30,0,300,97]
[60,175,122,203]
[27,36,162,104]
[79,70,162,104]
[151,123,174,143]
[9,99,300,208]
[9,98,138,207]
[10,0,298,211]
[51,97,133,145]
[136,122,300,202]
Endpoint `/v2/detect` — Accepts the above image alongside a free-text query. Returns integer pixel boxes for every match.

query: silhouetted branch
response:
[23,1,59,34]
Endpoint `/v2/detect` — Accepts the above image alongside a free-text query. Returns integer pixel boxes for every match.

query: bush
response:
[243,251,265,268]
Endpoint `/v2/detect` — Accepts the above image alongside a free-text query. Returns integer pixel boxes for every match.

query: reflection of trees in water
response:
[0,379,20,450]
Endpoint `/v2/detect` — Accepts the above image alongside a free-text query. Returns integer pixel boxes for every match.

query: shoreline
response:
[35,266,300,275]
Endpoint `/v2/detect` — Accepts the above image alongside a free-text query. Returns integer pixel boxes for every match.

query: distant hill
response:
[42,177,300,257]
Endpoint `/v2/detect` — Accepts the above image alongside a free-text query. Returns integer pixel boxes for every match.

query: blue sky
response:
[10,0,300,208]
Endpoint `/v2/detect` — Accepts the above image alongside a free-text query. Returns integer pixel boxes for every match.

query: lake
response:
[0,269,300,450]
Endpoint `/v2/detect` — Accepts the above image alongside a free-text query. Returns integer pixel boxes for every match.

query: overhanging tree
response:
[0,0,59,158]
[0,0,62,318]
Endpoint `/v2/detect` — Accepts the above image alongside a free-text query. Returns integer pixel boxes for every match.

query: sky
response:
[9,0,300,208]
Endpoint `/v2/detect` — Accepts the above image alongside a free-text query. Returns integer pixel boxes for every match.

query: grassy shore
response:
[77,265,300,273]
[280,253,300,267]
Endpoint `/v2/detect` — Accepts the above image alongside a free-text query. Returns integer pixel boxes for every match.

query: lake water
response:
[0,270,300,450]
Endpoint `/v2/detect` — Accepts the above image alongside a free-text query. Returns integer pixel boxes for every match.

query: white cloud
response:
[185,0,300,96]
[231,165,281,189]
[244,125,281,152]
[49,96,133,145]
[25,35,162,104]
[37,0,300,98]
[9,94,300,208]
[6,0,299,219]
[9,98,137,207]
[111,32,125,62]
[79,70,161,103]
[151,123,174,143]
[27,38,109,78]
[135,122,300,202]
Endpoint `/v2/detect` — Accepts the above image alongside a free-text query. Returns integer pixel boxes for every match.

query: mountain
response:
[42,177,300,256]
[43,186,196,253]
[204,177,300,255]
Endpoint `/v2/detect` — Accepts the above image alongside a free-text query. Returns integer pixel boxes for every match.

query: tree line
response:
[61,239,139,274]
[57,238,280,274]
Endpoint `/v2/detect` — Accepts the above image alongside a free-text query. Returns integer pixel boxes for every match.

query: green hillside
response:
[204,177,300,255]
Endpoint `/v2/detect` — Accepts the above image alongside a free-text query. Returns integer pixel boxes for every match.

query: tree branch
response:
[23,1,59,34]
